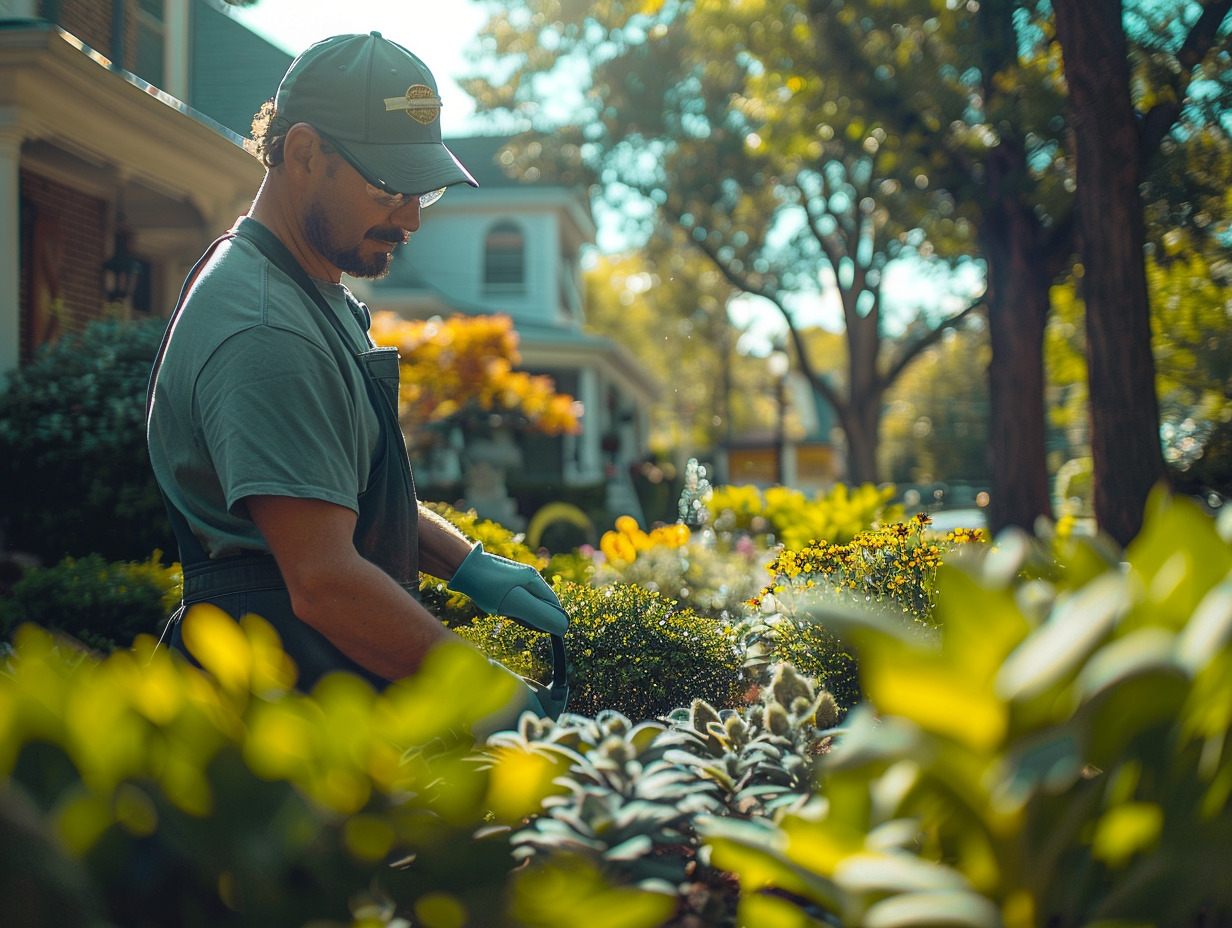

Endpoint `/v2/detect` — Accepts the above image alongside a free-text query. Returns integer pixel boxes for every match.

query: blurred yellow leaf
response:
[484,745,568,823]
[1091,802,1163,868]
[511,857,676,928]
[180,605,252,694]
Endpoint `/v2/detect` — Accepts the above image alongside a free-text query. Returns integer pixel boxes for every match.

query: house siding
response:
[189,1,292,138]
[398,209,568,327]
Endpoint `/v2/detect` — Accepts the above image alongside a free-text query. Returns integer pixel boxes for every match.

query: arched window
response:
[484,220,524,293]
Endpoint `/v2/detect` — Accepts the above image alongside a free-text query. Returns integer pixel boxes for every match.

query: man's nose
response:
[392,198,422,232]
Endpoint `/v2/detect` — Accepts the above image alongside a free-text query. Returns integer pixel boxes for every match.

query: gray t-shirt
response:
[148,231,381,559]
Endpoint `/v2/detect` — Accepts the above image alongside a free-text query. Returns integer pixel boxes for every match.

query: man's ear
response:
[281,123,326,187]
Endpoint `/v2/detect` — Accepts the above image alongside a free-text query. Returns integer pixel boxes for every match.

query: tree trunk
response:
[1053,0,1167,547]
[842,296,884,485]
[980,161,1054,535]
[843,387,884,486]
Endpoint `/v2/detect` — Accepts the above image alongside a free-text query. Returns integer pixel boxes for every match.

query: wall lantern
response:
[102,227,143,304]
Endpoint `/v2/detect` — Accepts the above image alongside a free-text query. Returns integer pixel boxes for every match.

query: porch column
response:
[0,114,24,382]
[575,367,602,483]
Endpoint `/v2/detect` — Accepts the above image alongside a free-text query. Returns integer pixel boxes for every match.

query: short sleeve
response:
[195,326,369,517]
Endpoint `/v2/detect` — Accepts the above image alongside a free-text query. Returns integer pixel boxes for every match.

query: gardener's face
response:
[304,149,422,279]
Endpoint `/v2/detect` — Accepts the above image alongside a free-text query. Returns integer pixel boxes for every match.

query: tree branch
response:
[685,221,846,415]
[883,295,986,387]
[1140,0,1232,158]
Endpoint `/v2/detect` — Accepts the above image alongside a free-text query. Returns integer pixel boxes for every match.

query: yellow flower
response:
[600,530,637,564]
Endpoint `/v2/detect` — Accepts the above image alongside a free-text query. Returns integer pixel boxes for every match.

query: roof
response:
[444,136,527,188]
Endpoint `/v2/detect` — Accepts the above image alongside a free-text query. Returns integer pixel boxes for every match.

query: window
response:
[135,0,166,87]
[484,220,524,294]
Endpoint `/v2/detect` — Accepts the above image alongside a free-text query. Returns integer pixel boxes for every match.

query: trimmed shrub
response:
[0,553,180,653]
[0,318,172,562]
[455,581,748,721]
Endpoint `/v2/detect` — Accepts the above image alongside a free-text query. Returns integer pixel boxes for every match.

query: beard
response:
[304,201,400,279]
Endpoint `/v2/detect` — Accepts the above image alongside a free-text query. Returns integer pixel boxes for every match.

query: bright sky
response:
[227,0,489,135]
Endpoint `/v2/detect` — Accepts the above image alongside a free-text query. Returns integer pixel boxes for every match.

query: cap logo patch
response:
[384,84,441,124]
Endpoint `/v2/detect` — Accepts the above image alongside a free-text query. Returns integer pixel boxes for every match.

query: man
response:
[146,32,567,728]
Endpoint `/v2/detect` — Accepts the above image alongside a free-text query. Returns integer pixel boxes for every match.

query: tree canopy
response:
[464,0,985,486]
[464,0,1232,539]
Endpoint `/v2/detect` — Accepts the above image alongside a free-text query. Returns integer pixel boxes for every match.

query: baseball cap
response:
[274,32,478,196]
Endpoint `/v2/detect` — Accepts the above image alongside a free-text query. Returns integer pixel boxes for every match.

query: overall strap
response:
[146,232,234,421]
[146,232,236,569]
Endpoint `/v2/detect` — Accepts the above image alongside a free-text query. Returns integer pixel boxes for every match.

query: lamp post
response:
[767,349,790,486]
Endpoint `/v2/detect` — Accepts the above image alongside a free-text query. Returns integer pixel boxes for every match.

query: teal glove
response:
[447,543,568,637]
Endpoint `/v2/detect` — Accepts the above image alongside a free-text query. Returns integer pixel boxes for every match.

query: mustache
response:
[366,226,408,245]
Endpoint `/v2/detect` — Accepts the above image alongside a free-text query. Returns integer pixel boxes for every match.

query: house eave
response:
[0,22,260,224]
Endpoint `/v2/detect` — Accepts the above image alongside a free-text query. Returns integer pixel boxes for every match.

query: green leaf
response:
[996,728,1085,810]
[862,890,1002,928]
[834,852,971,894]
[824,706,922,772]
[1175,577,1232,674]
[1127,492,1232,629]
[1075,628,1183,704]
[996,572,1130,702]
[605,834,655,861]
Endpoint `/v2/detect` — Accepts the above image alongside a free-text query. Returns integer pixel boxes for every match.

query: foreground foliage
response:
[0,611,539,928]
[705,491,1232,926]
[4,492,1229,926]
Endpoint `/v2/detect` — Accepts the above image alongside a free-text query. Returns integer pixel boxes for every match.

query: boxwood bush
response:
[455,582,749,721]
[0,553,180,653]
[0,319,172,562]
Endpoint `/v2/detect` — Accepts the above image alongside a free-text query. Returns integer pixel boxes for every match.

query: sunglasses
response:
[319,135,446,210]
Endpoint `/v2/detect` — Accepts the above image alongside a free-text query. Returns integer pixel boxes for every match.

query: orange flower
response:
[370,312,582,437]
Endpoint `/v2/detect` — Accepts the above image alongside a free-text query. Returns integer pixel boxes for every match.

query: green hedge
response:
[0,319,172,562]
[456,581,748,721]
[0,553,180,653]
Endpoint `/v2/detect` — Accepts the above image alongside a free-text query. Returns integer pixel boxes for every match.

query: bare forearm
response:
[245,495,476,683]
[291,552,462,682]
[416,501,476,580]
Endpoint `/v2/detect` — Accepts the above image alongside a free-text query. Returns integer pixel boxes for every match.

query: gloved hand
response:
[471,659,550,741]
[447,543,568,637]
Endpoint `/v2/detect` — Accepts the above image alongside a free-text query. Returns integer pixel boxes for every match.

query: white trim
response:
[0,0,39,17]
[163,0,190,101]
[0,117,21,380]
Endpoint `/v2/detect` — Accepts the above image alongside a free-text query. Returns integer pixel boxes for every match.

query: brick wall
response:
[19,171,109,360]
[39,0,139,70]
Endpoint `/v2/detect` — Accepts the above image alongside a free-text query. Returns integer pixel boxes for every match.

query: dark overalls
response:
[148,218,419,691]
